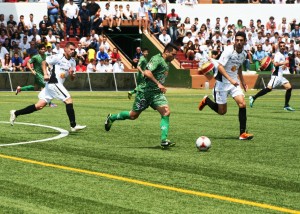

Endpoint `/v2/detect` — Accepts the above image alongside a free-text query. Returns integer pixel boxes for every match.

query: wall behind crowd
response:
[0,3,47,24]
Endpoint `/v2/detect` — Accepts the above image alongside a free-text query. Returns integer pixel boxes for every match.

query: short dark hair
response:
[164,43,179,53]
[235,31,246,40]
[37,44,45,50]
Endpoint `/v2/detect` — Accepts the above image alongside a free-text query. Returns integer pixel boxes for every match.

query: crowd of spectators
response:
[1,0,300,74]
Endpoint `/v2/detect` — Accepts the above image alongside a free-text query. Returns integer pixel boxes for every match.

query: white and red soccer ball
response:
[196,136,211,151]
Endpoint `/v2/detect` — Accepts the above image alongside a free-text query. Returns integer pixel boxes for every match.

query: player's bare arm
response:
[42,61,49,81]
[27,61,36,75]
[69,68,76,81]
[137,65,144,76]
[144,70,166,93]
[217,64,238,86]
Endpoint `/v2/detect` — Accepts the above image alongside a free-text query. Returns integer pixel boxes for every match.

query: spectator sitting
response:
[137,0,149,34]
[113,58,124,72]
[39,15,52,30]
[253,44,270,71]
[10,45,23,59]
[0,40,9,60]
[112,4,122,32]
[132,46,142,68]
[103,2,114,32]
[104,58,113,72]
[76,59,87,72]
[122,4,135,21]
[39,23,49,37]
[110,47,121,65]
[12,52,23,72]
[87,58,97,72]
[11,32,21,46]
[150,20,161,39]
[96,46,110,61]
[7,14,17,28]
[0,30,8,44]
[52,42,64,54]
[18,36,30,53]
[45,29,57,47]
[159,29,171,46]
[1,53,13,71]
[87,46,96,62]
[96,59,106,72]
[184,40,195,60]
[79,34,92,50]
[176,23,186,46]
[45,45,53,56]
[75,43,87,63]
[51,24,63,42]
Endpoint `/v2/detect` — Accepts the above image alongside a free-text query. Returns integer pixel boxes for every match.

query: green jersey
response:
[29,54,46,75]
[145,54,169,91]
[137,56,148,85]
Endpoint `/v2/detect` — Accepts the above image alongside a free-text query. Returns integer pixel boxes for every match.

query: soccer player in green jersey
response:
[15,44,57,107]
[128,48,149,99]
[105,43,178,148]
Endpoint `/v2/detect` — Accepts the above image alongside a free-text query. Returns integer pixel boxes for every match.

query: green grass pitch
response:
[0,89,299,214]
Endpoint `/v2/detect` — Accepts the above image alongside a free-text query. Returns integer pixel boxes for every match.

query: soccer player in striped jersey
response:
[10,42,86,132]
[198,31,253,140]
[249,41,295,111]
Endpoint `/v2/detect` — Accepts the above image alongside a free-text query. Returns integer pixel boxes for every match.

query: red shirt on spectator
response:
[76,64,87,72]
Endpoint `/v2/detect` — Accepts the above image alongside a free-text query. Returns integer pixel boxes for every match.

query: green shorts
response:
[132,90,168,112]
[34,73,45,88]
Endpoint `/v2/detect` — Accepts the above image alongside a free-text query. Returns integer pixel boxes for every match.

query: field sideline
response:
[0,89,299,214]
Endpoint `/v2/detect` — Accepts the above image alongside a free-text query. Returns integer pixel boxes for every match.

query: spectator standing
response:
[87,0,100,26]
[47,0,60,24]
[91,8,103,35]
[78,3,91,38]
[166,9,181,43]
[63,0,79,40]
[157,0,167,28]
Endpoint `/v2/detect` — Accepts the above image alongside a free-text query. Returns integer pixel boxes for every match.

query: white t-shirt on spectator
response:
[63,3,79,19]
[18,42,30,52]
[137,4,148,17]
[105,63,113,72]
[87,63,95,73]
[52,47,64,55]
[96,62,106,72]
[113,61,124,72]
[0,47,8,60]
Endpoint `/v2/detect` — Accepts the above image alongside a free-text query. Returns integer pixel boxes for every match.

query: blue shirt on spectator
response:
[12,56,23,66]
[96,51,110,61]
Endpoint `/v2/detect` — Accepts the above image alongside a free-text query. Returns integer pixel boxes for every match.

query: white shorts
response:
[213,81,244,104]
[38,83,71,104]
[267,75,289,88]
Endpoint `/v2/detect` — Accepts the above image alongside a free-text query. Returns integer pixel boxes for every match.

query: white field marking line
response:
[0,121,69,147]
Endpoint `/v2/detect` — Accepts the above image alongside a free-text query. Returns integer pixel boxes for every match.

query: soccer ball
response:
[196,136,211,151]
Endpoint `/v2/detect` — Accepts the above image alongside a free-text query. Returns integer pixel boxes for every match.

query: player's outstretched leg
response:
[104,111,131,131]
[249,96,254,108]
[198,95,208,111]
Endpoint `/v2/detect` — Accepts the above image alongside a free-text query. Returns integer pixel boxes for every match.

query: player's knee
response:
[266,87,272,92]
[129,111,140,120]
[238,102,246,108]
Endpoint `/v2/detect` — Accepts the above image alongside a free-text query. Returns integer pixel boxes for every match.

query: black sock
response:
[285,88,292,107]
[15,104,37,117]
[66,103,76,128]
[239,108,247,135]
[253,88,271,100]
[206,97,218,113]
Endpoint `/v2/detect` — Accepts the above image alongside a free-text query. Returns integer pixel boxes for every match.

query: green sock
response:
[21,85,34,91]
[160,115,170,141]
[129,89,136,95]
[110,111,130,122]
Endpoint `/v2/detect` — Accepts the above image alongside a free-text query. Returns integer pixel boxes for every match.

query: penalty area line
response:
[0,121,69,147]
[0,153,299,214]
